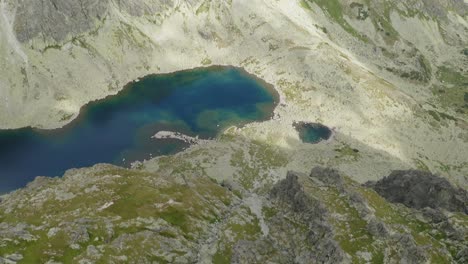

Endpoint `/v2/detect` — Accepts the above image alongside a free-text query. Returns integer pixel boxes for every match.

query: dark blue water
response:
[293,122,332,144]
[0,67,278,193]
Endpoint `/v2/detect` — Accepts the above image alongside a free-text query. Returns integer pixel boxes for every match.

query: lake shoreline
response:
[0,66,279,193]
[0,65,281,134]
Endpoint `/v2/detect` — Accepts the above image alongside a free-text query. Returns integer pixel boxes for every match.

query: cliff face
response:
[366,170,468,213]
[11,0,109,43]
[0,165,466,263]
[10,0,466,44]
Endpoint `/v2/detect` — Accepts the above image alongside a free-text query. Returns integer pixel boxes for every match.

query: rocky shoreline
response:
[1,0,466,186]
[152,131,210,145]
[0,0,467,262]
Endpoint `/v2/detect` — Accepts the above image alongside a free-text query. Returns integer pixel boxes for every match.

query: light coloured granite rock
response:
[0,0,466,186]
[0,2,467,261]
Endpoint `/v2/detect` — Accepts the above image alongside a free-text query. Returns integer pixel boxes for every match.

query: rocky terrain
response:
[0,0,467,184]
[1,0,468,263]
[0,165,466,263]
[366,169,468,213]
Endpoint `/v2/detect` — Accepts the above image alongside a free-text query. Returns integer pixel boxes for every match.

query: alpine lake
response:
[0,66,278,193]
[0,66,334,193]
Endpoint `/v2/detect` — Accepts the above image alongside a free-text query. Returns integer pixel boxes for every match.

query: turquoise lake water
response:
[0,67,278,193]
[293,122,332,144]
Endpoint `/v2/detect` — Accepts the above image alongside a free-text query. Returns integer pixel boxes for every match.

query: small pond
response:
[293,122,332,144]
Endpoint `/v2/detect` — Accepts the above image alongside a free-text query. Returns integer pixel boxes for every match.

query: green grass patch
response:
[307,0,368,42]
[213,246,232,264]
[334,144,360,160]
[196,0,211,15]
[432,66,468,115]
[262,206,278,219]
[300,0,312,10]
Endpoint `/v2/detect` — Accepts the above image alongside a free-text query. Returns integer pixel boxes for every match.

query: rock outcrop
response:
[10,0,181,43]
[366,170,468,213]
[0,0,467,262]
[309,166,344,188]
[0,165,466,263]
[269,171,346,264]
[8,0,106,42]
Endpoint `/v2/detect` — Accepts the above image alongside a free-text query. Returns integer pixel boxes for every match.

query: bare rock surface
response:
[0,0,468,263]
[269,171,346,263]
[0,0,467,188]
[366,170,468,213]
[0,164,466,263]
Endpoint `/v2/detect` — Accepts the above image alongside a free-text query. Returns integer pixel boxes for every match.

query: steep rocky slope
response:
[0,0,466,185]
[0,1,467,263]
[1,165,466,263]
[366,169,468,213]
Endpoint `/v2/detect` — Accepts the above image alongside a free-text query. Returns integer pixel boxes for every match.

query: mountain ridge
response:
[1,164,466,263]
[0,1,467,262]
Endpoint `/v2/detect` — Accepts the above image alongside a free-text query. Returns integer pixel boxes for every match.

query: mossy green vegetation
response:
[437,67,467,85]
[196,0,211,15]
[386,55,432,83]
[299,0,312,11]
[212,206,262,263]
[230,140,288,190]
[277,78,315,105]
[314,186,376,262]
[427,109,457,123]
[201,57,212,65]
[334,144,360,160]
[298,172,462,263]
[0,166,235,263]
[363,0,401,44]
[213,247,232,264]
[306,0,368,42]
[356,187,460,262]
[262,206,278,219]
[413,158,430,171]
[1,161,466,262]
[431,66,468,116]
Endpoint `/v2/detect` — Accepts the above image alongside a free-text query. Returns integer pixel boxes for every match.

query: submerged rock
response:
[365,170,468,213]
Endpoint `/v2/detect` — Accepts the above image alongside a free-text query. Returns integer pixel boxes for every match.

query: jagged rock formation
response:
[1,165,466,263]
[309,166,345,188]
[0,0,467,262]
[366,170,468,213]
[229,171,347,263]
[268,172,346,263]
